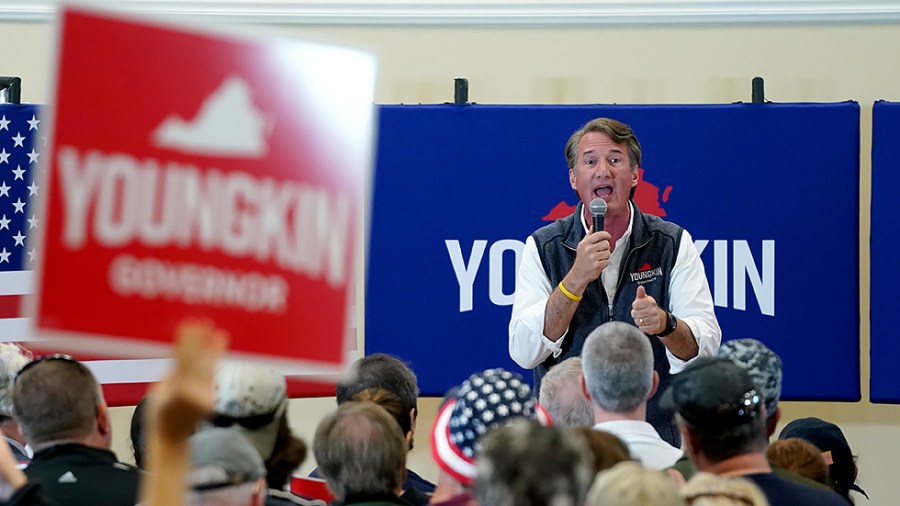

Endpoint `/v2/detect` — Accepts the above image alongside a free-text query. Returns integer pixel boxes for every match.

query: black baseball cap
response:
[779,417,868,498]
[661,357,763,432]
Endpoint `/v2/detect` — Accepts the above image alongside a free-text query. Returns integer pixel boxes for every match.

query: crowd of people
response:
[0,117,867,505]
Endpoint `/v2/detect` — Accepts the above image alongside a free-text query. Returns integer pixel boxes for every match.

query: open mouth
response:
[593,185,612,198]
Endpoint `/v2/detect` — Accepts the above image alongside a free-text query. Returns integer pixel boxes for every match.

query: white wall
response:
[3,15,897,505]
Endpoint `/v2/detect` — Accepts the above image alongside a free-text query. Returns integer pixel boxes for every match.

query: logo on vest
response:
[629,263,663,284]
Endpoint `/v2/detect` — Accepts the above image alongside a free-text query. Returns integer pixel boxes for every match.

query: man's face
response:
[569,131,638,220]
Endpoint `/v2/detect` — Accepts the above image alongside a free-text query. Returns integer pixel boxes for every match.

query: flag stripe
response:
[0,295,22,319]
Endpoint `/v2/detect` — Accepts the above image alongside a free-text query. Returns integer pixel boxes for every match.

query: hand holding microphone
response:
[570,198,612,289]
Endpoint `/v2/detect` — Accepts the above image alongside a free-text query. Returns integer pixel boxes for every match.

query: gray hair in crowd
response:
[475,420,594,506]
[587,461,685,506]
[582,322,654,413]
[0,343,31,418]
[12,358,104,447]
[539,357,594,428]
[313,402,406,500]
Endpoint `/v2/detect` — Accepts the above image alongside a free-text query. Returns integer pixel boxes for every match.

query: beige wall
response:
[4,18,898,505]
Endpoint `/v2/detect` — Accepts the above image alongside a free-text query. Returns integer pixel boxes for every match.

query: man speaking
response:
[509,117,721,446]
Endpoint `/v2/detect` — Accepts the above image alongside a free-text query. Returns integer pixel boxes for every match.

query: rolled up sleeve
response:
[509,236,565,369]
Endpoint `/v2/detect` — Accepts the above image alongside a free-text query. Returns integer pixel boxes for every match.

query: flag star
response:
[12,231,24,246]
[0,149,8,164]
[0,248,9,263]
[12,198,25,213]
[0,214,9,230]
[0,116,8,131]
[27,115,39,131]
[11,132,24,147]
[27,181,39,196]
[27,149,39,164]
[0,181,8,197]
[27,248,36,263]
[12,165,25,180]
[27,214,38,229]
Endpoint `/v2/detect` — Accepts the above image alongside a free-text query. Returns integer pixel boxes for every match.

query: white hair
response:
[0,343,31,417]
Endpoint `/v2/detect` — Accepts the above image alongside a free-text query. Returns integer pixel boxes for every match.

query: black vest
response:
[531,201,683,446]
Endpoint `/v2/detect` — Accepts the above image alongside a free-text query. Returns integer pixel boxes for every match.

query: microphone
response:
[589,198,607,232]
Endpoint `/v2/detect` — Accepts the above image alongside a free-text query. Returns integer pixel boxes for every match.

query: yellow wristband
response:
[558,281,583,302]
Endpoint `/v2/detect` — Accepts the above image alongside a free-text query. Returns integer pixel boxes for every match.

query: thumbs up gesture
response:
[631,285,664,334]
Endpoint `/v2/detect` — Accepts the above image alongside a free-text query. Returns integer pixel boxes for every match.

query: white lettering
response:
[733,240,775,316]
[446,240,487,312]
[58,147,103,248]
[714,240,729,308]
[488,240,523,306]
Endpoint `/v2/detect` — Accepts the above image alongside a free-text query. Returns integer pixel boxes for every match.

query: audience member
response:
[212,361,322,506]
[571,426,632,475]
[581,322,682,469]
[475,421,593,506]
[12,355,141,506]
[586,461,685,506]
[539,357,594,428]
[779,417,868,503]
[130,394,150,469]
[0,343,32,464]
[766,438,831,487]
[328,353,434,495]
[187,427,267,506]
[681,472,769,506]
[672,338,830,490]
[430,368,550,506]
[665,357,846,506]
[352,388,427,506]
[313,402,408,506]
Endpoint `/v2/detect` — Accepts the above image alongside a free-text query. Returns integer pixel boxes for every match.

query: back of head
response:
[582,322,653,414]
[213,361,288,462]
[353,388,412,446]
[336,354,418,416]
[130,395,151,469]
[778,417,866,500]
[12,357,102,447]
[539,357,594,428]
[766,438,831,487]
[681,472,769,506]
[716,339,783,424]
[664,357,767,463]
[587,461,684,506]
[431,368,550,486]
[188,427,267,506]
[314,401,406,500]
[475,421,594,506]
[0,343,31,421]
[570,427,632,475]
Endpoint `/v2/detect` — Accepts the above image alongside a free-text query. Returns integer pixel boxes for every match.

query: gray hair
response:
[581,322,653,414]
[539,357,594,428]
[336,354,418,414]
[681,472,769,506]
[12,358,103,447]
[0,343,31,418]
[587,461,685,506]
[313,402,406,500]
[475,421,594,506]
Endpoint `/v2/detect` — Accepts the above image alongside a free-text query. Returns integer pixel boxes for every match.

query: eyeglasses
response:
[209,408,280,431]
[15,354,80,381]
[685,492,755,505]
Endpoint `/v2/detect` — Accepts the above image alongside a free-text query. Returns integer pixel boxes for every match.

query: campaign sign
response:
[367,103,860,400]
[31,6,374,374]
[870,101,900,403]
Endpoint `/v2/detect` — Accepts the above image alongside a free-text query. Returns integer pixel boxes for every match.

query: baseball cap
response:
[717,338,783,419]
[779,417,868,498]
[430,368,551,485]
[189,427,266,491]
[661,357,763,432]
[212,361,288,460]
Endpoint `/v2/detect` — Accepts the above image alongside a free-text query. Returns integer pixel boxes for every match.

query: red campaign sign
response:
[30,6,374,376]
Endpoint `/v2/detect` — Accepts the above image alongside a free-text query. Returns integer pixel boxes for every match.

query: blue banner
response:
[870,101,900,403]
[367,103,860,401]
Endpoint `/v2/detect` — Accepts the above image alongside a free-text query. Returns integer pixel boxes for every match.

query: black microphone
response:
[589,198,607,232]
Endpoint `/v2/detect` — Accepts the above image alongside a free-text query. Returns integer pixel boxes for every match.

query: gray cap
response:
[189,427,266,491]
[717,338,782,418]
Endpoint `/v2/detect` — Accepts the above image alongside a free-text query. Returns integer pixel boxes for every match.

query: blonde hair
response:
[587,461,685,506]
[682,472,769,506]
